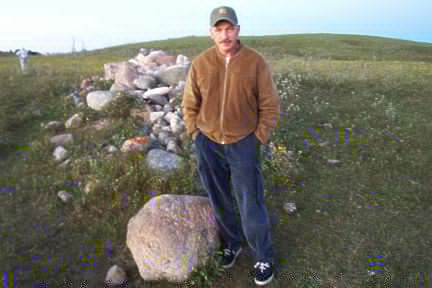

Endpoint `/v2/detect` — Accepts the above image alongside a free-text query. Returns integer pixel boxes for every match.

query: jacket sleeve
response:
[254,58,281,145]
[181,62,202,138]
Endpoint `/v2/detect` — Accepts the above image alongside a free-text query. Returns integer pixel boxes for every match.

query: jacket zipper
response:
[221,57,230,144]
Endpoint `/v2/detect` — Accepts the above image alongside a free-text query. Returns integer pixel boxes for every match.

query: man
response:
[16,48,29,74]
[181,6,280,286]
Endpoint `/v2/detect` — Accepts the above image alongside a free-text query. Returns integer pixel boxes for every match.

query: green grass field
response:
[1,33,431,287]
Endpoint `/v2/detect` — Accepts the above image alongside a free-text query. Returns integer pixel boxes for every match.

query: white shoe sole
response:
[255,272,274,286]
[222,247,242,269]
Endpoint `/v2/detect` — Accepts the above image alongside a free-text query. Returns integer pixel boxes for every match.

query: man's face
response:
[210,21,240,55]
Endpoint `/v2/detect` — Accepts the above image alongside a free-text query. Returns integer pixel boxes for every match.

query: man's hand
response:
[192,130,200,141]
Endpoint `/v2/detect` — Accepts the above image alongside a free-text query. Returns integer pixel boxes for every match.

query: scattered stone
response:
[126,194,220,282]
[147,94,168,106]
[44,121,64,132]
[84,178,101,195]
[87,91,116,111]
[143,87,172,98]
[105,265,127,286]
[121,137,150,153]
[134,75,157,90]
[149,111,165,124]
[130,108,150,122]
[104,145,119,154]
[104,62,122,81]
[327,159,342,166]
[57,190,73,203]
[59,158,72,168]
[145,149,183,173]
[166,140,180,154]
[283,202,297,215]
[50,134,73,146]
[65,113,83,129]
[92,118,113,131]
[53,146,68,162]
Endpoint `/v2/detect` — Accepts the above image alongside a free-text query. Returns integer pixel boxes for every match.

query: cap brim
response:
[211,17,236,26]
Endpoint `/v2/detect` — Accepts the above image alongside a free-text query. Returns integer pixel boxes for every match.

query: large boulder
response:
[104,62,122,80]
[114,62,139,90]
[158,65,188,86]
[86,91,116,111]
[126,194,220,282]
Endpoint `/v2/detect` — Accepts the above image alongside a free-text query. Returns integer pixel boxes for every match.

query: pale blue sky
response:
[1,0,431,53]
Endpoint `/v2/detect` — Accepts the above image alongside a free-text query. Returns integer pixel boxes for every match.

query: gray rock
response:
[114,62,139,90]
[176,54,190,66]
[50,134,73,146]
[104,62,122,80]
[65,113,83,129]
[134,75,157,90]
[143,87,172,98]
[166,140,180,154]
[149,112,165,124]
[104,145,119,154]
[153,105,162,111]
[126,194,220,282]
[105,265,127,286]
[44,121,64,132]
[170,116,185,135]
[158,65,188,86]
[53,146,68,162]
[58,158,71,168]
[163,104,174,112]
[283,202,297,215]
[158,131,170,145]
[87,91,116,111]
[57,190,73,203]
[145,149,183,173]
[148,94,168,106]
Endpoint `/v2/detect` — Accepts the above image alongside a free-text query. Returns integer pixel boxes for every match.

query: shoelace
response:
[254,262,270,273]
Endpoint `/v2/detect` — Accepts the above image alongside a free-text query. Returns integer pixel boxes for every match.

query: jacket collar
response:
[214,39,244,61]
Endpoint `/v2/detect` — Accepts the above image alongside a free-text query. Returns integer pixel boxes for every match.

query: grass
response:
[0,33,431,287]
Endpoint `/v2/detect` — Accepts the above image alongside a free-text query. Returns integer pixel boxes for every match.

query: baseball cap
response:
[210,6,238,26]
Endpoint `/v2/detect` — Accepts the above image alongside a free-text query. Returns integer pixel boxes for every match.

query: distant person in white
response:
[16,48,29,73]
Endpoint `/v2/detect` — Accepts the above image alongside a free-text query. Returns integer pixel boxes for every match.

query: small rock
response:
[57,190,73,203]
[143,87,172,98]
[84,178,101,195]
[105,265,127,286]
[134,75,157,90]
[53,146,68,162]
[147,94,168,106]
[163,104,174,112]
[145,148,183,173]
[104,145,119,154]
[121,137,150,153]
[130,108,150,122]
[59,158,71,168]
[44,121,65,132]
[283,202,297,215]
[50,134,73,146]
[65,113,83,129]
[327,159,342,165]
[91,119,113,131]
[166,140,180,154]
[149,111,165,124]
[87,91,116,111]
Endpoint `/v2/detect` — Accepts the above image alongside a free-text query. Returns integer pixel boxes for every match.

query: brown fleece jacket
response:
[181,40,281,145]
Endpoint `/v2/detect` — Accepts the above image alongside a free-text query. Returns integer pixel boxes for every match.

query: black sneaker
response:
[220,246,242,269]
[254,261,274,286]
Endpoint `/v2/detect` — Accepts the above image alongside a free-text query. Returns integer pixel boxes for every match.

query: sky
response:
[1,0,431,54]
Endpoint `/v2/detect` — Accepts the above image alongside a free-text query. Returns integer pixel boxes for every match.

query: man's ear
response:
[209,27,215,40]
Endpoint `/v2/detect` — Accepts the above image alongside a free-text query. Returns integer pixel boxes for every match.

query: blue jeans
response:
[194,130,274,264]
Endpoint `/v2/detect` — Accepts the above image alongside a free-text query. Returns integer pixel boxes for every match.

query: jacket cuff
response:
[254,128,269,145]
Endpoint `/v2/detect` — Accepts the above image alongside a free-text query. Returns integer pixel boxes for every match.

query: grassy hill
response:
[0,33,431,287]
